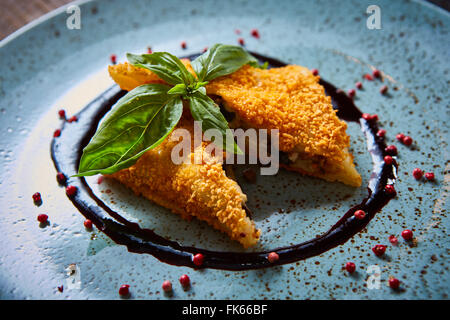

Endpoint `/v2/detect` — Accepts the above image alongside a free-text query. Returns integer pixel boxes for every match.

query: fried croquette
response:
[108,117,261,248]
[109,60,361,187]
[206,65,361,187]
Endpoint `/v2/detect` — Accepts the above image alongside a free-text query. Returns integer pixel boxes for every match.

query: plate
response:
[0,0,448,299]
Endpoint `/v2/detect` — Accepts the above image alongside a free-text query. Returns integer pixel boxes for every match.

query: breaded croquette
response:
[109,117,260,248]
[109,60,361,187]
[108,59,194,91]
[109,60,262,247]
[206,65,361,187]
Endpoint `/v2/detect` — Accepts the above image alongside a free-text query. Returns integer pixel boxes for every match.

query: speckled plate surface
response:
[0,0,448,299]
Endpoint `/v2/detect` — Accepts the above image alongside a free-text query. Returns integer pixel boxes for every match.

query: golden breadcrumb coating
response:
[108,60,361,186]
[280,150,362,187]
[106,57,363,246]
[108,117,260,248]
[108,61,262,247]
[206,65,361,187]
[108,59,194,91]
[206,65,349,162]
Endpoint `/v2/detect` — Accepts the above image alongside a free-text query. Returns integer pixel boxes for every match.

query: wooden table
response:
[0,0,72,40]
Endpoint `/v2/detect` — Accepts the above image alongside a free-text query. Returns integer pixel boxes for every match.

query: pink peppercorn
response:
[364,74,374,81]
[425,172,435,181]
[372,244,387,257]
[396,133,405,142]
[402,136,413,146]
[250,29,260,38]
[389,235,398,245]
[53,129,61,137]
[384,184,396,196]
[356,81,363,89]
[377,129,386,137]
[345,262,356,273]
[179,274,190,287]
[147,47,152,54]
[110,54,117,64]
[181,41,187,49]
[32,192,42,203]
[162,280,172,292]
[192,253,204,266]
[401,229,413,240]
[58,109,66,119]
[348,89,356,98]
[238,38,245,46]
[311,68,319,76]
[412,168,423,180]
[362,113,371,120]
[56,172,66,184]
[68,116,78,123]
[354,210,366,220]
[385,145,398,156]
[384,155,394,165]
[235,29,241,35]
[372,69,381,78]
[202,47,208,53]
[388,278,400,289]
[118,284,130,296]
[84,219,93,229]
[380,85,388,94]
[267,252,279,263]
[362,113,378,121]
[66,185,77,197]
[37,214,48,224]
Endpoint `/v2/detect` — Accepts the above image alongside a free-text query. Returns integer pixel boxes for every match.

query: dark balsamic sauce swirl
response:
[51,53,397,270]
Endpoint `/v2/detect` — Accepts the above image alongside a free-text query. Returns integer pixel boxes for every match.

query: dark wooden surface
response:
[1,0,448,41]
[0,0,73,40]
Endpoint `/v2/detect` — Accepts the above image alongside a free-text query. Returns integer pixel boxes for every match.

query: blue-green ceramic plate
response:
[0,0,448,299]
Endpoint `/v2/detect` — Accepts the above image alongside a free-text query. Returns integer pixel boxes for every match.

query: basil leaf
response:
[75,84,183,176]
[191,44,259,82]
[127,52,195,85]
[188,92,242,155]
[168,82,208,96]
[168,83,187,95]
[191,81,209,89]
[249,61,269,69]
[195,86,207,95]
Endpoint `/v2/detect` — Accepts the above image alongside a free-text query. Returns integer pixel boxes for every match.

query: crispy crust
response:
[108,61,263,247]
[280,149,362,187]
[106,58,362,245]
[110,62,352,162]
[206,65,350,162]
[108,117,260,248]
[108,59,194,91]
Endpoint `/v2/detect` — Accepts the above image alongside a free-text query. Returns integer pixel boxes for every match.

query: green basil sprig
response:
[127,52,196,86]
[191,43,259,81]
[76,44,261,177]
